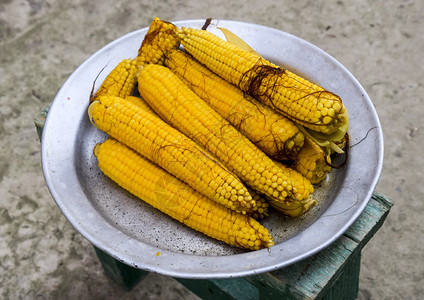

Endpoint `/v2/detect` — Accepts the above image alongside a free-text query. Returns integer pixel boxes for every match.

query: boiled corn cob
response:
[138,64,314,203]
[164,49,304,160]
[273,160,316,205]
[91,59,138,102]
[175,25,349,135]
[95,138,274,250]
[248,188,269,220]
[124,95,158,116]
[135,17,181,70]
[88,95,256,214]
[292,137,332,184]
[126,94,271,219]
[261,160,317,217]
[91,18,180,102]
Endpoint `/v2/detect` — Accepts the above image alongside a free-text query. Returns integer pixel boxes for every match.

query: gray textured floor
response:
[1,0,422,299]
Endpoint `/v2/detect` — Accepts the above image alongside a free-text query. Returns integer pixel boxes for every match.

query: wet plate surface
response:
[42,19,383,278]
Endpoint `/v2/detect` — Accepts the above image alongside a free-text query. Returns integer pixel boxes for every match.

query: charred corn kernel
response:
[135,17,181,69]
[138,64,313,203]
[91,59,138,102]
[269,196,317,217]
[88,95,254,214]
[293,137,332,184]
[176,26,348,134]
[95,138,274,250]
[164,49,304,160]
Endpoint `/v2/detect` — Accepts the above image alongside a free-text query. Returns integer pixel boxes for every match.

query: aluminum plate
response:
[41,19,383,278]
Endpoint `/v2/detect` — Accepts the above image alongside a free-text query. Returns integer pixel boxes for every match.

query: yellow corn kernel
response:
[91,59,138,102]
[292,137,332,184]
[125,96,158,117]
[247,188,269,220]
[94,138,274,250]
[135,17,181,69]
[273,160,314,201]
[176,26,348,134]
[164,49,304,160]
[138,64,313,204]
[88,95,254,214]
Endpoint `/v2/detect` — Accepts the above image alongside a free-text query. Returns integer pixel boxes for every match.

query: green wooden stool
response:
[35,106,393,300]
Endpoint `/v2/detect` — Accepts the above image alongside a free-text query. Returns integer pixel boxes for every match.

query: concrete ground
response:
[0,0,422,299]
